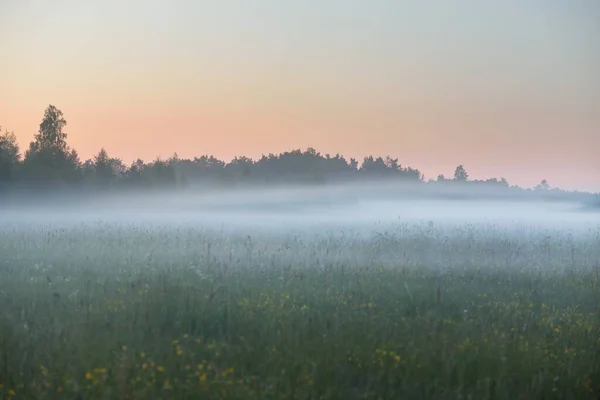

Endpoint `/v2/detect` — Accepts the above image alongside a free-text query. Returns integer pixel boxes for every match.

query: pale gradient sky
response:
[1,0,598,191]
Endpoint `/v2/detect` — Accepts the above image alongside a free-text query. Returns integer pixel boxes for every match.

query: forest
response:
[0,105,597,206]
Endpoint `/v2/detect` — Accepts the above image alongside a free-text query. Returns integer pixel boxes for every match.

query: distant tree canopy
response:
[19,105,81,184]
[454,165,469,182]
[535,179,551,191]
[0,127,20,184]
[0,105,597,202]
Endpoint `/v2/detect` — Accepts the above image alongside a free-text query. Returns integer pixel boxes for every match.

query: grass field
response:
[0,216,599,399]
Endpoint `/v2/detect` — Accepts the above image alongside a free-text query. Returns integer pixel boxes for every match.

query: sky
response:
[1,0,598,191]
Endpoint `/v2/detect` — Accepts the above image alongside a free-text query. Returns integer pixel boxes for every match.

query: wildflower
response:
[156,366,165,373]
[200,372,207,383]
[7,389,15,397]
[564,347,576,356]
[85,372,93,381]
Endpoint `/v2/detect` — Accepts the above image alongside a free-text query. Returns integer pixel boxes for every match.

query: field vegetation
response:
[0,216,599,399]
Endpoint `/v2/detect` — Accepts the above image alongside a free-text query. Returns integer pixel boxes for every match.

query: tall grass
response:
[0,220,599,399]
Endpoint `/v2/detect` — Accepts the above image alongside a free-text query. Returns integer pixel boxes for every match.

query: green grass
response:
[0,222,599,399]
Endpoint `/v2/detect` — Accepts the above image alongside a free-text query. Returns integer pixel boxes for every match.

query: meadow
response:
[0,201,599,399]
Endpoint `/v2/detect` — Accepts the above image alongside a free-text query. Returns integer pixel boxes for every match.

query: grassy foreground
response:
[0,222,599,399]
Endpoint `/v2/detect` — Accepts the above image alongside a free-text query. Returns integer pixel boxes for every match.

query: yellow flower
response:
[7,389,16,397]
[156,366,165,372]
[200,372,207,383]
[85,372,93,381]
[564,347,576,356]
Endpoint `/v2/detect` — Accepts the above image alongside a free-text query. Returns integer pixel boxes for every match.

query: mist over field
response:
[2,188,600,400]
[1,52,598,400]
[1,183,598,231]
[2,0,599,395]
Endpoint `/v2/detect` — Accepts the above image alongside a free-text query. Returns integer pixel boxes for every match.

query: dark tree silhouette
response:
[21,105,81,184]
[453,165,469,182]
[535,179,550,191]
[1,105,597,203]
[0,127,20,185]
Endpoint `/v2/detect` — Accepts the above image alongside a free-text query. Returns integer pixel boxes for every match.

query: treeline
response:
[0,105,597,203]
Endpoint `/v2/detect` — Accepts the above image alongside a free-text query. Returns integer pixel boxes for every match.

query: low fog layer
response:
[2,182,599,286]
[1,182,598,232]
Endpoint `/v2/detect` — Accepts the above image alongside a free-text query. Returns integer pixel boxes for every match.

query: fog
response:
[1,183,598,233]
